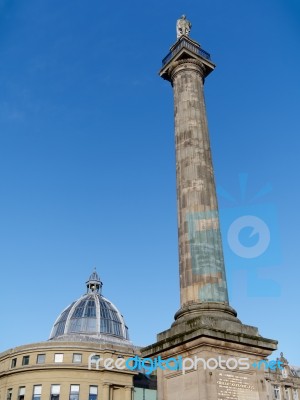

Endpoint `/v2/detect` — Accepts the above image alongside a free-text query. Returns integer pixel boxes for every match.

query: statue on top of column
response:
[176,15,192,39]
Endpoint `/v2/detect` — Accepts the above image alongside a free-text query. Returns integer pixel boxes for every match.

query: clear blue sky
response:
[0,0,299,364]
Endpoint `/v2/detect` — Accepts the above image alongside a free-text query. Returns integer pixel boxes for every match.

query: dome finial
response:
[86,268,103,294]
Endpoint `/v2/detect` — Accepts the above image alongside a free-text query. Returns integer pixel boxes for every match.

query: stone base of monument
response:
[142,306,277,400]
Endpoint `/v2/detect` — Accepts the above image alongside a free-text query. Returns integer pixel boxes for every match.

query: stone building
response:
[0,271,298,400]
[265,353,300,400]
[0,271,157,400]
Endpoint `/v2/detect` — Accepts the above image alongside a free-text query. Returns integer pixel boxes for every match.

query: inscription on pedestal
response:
[217,372,259,400]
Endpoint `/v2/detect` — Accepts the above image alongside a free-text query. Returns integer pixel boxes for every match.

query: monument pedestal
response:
[142,309,277,400]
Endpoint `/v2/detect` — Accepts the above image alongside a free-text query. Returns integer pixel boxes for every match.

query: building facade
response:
[0,271,157,400]
[266,353,300,400]
[0,340,135,400]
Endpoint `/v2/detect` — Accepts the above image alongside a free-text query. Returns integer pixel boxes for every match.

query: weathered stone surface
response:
[166,45,229,309]
[142,319,277,400]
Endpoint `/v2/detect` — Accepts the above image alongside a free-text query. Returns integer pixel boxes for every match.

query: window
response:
[72,353,82,363]
[69,385,80,400]
[11,358,17,368]
[54,353,64,363]
[89,386,98,400]
[50,385,60,400]
[293,389,299,400]
[22,356,30,365]
[89,354,101,368]
[282,368,288,378]
[274,385,281,399]
[32,385,42,400]
[285,387,291,400]
[7,389,12,400]
[18,387,25,400]
[37,354,46,364]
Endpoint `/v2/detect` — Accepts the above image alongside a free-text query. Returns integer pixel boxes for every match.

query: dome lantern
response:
[86,268,103,294]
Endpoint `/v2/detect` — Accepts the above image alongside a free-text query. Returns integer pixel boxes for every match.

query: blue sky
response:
[0,0,299,364]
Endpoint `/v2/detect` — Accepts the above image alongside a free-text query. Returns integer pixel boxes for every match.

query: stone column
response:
[103,383,110,400]
[169,58,229,309]
[141,28,278,400]
[124,386,133,400]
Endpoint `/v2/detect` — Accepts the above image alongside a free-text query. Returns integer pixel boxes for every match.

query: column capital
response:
[159,35,215,82]
[169,58,206,81]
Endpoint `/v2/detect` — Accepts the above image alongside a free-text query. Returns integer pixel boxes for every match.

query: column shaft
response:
[171,60,228,307]
[124,386,133,400]
[103,384,110,400]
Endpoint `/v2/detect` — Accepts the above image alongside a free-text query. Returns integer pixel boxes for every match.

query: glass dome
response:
[49,270,130,344]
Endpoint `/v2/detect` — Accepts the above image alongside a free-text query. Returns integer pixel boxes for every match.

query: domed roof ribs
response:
[49,270,130,344]
[64,296,84,334]
[86,268,103,294]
